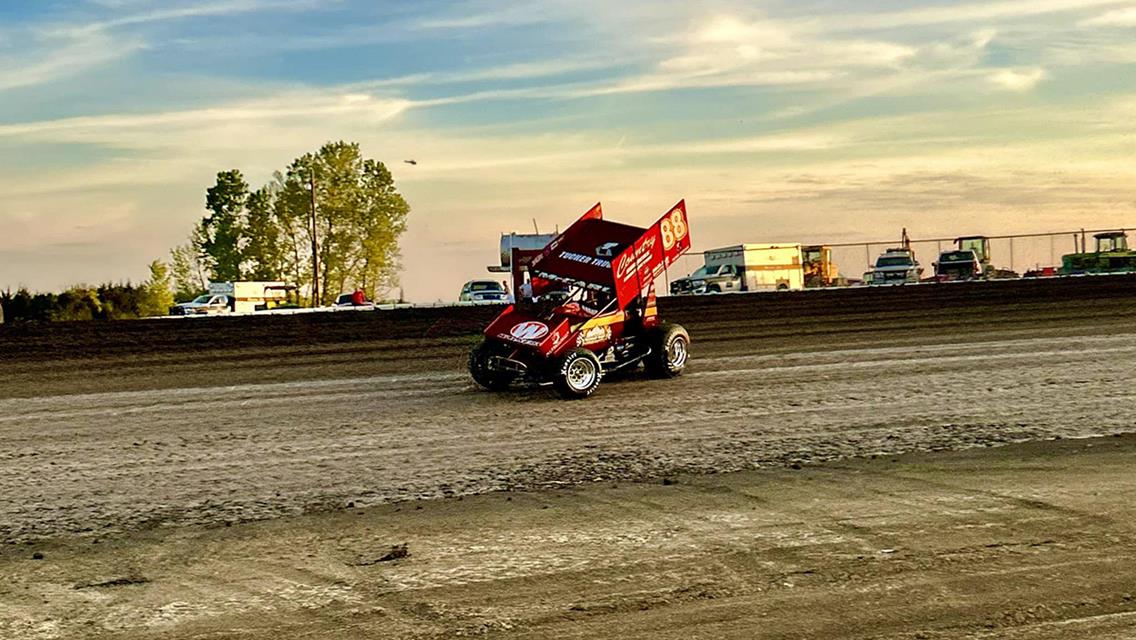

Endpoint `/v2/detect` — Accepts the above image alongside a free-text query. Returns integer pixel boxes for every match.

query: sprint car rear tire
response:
[469,341,513,391]
[553,348,603,399]
[645,322,689,378]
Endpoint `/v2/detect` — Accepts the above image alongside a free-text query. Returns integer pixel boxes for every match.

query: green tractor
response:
[1061,231,1136,274]
[954,236,1018,279]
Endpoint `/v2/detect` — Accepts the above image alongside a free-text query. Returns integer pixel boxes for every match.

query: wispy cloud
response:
[986,67,1046,91]
[1,0,328,94]
[0,30,143,92]
[818,0,1133,31]
[1080,6,1136,26]
[347,57,622,89]
[0,92,412,150]
[58,0,330,35]
[412,3,551,30]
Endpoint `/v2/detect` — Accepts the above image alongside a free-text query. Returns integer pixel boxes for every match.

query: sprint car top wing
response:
[528,201,691,303]
[611,200,691,307]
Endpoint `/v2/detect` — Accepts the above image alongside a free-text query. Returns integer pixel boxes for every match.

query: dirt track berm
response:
[469,200,692,399]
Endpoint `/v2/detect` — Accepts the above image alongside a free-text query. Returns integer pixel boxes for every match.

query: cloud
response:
[1,0,327,94]
[3,0,1136,297]
[986,67,1046,91]
[347,57,621,90]
[413,4,550,30]
[819,0,1133,31]
[0,92,411,142]
[1080,7,1136,26]
[57,0,330,35]
[0,30,142,93]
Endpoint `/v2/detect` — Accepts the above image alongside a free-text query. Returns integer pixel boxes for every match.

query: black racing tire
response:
[706,285,721,294]
[552,348,603,399]
[645,322,690,379]
[468,341,513,391]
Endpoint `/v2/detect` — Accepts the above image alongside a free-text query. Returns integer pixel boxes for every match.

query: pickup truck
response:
[669,263,741,294]
[169,294,232,315]
[867,248,922,285]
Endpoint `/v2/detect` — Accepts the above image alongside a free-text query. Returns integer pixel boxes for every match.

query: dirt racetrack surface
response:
[2,436,1135,639]
[2,275,1136,542]
[1,276,1136,638]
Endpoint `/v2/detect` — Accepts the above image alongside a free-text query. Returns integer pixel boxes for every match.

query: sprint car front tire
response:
[645,322,689,378]
[553,348,603,399]
[469,341,513,391]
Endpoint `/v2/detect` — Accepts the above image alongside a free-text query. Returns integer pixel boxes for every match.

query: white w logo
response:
[510,321,549,341]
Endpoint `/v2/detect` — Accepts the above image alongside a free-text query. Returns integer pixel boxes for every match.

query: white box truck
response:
[670,244,804,294]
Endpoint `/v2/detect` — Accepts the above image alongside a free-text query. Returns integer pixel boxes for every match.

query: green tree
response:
[355,157,409,296]
[272,171,310,299]
[140,260,175,316]
[202,169,249,282]
[243,185,286,280]
[171,141,409,307]
[280,142,409,305]
[52,286,103,322]
[170,231,208,302]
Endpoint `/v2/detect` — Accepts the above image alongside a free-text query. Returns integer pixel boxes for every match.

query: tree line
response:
[172,140,410,306]
[1,141,409,323]
[1,262,173,323]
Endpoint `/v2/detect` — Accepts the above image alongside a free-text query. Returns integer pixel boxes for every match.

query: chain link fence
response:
[662,228,1129,287]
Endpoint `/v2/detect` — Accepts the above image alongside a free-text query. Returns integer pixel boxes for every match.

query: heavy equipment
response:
[952,236,1017,279]
[802,244,840,287]
[1061,231,1136,274]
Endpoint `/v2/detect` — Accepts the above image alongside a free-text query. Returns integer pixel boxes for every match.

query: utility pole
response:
[309,170,320,306]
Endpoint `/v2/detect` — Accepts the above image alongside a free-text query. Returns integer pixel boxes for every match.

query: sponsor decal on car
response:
[509,321,550,342]
[614,235,658,282]
[577,325,612,346]
[558,250,612,269]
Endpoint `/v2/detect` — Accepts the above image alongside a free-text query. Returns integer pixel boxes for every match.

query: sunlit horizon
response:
[2,0,1134,301]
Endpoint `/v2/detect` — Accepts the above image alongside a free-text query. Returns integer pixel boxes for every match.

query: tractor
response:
[952,236,1018,279]
[1061,231,1136,274]
[802,244,840,287]
[469,201,692,399]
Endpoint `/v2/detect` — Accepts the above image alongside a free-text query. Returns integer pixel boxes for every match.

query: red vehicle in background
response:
[469,200,693,399]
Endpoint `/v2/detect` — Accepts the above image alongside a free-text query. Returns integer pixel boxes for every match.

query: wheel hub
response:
[668,338,688,368]
[566,358,597,390]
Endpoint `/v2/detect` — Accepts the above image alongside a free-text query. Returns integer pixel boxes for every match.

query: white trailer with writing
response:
[672,244,805,294]
[208,281,294,313]
[711,244,803,291]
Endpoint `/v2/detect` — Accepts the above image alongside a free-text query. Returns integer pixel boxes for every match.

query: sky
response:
[1,0,1134,301]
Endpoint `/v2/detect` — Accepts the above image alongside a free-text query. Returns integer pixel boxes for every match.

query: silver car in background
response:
[459,280,510,302]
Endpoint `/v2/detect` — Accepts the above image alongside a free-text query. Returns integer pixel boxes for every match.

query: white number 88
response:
[661,209,687,250]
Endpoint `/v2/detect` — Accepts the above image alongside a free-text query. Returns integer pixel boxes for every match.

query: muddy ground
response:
[1,276,1135,638]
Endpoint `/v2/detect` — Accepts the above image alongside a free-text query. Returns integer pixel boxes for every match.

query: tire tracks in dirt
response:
[1,330,1135,542]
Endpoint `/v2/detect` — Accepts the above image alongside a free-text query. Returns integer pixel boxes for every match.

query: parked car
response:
[169,294,232,315]
[332,292,375,309]
[459,280,510,302]
[867,248,922,285]
[933,249,982,281]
